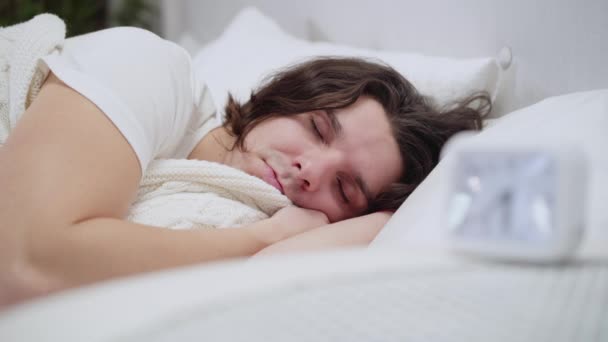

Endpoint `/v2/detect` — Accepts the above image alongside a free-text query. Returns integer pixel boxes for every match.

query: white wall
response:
[161,0,608,114]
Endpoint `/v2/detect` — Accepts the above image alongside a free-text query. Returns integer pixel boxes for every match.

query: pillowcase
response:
[371,89,608,258]
[192,7,503,116]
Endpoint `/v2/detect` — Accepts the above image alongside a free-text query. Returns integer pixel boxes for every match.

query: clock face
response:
[447,151,557,243]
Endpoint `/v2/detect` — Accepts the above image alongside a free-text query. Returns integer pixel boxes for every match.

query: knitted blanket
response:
[0,14,64,141]
[0,14,291,229]
[131,159,291,229]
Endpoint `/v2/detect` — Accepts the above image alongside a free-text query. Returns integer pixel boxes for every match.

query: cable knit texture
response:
[0,13,65,142]
[1,14,292,229]
[131,159,291,229]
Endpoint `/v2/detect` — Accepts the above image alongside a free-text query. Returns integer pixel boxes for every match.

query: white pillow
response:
[371,89,608,258]
[192,7,503,116]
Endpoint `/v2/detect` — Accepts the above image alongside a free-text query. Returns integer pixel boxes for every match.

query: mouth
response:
[264,161,284,194]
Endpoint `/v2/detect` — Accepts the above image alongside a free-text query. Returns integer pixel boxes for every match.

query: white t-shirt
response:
[39,27,219,173]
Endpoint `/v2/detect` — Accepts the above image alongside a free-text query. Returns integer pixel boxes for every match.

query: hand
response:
[264,206,330,244]
[252,211,393,258]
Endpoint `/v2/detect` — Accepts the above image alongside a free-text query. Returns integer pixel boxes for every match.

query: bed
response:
[1,1,607,340]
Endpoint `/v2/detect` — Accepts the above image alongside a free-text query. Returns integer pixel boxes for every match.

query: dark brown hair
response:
[223,57,490,213]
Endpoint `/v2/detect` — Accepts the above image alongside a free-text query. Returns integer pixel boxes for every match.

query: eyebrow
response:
[325,110,373,205]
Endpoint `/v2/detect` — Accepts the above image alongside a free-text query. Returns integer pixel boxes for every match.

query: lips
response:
[263,161,284,194]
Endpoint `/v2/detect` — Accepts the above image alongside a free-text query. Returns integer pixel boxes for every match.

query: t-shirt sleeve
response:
[39,27,196,173]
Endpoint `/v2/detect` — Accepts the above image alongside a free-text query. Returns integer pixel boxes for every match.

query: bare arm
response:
[0,74,304,305]
[253,211,391,257]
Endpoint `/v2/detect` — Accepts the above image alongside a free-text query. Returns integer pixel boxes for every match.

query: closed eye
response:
[309,117,326,143]
[336,177,350,204]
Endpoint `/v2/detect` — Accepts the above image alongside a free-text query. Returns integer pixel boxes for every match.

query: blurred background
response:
[2,0,607,118]
[0,0,161,37]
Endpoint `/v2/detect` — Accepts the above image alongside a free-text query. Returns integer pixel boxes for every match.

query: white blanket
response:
[0,14,291,229]
[132,159,291,229]
[0,14,64,140]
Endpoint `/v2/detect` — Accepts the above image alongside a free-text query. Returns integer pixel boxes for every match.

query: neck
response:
[187,127,236,164]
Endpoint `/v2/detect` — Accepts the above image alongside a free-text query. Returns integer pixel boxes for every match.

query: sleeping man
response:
[0,16,489,305]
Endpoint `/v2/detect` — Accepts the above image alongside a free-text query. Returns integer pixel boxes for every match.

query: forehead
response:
[333,96,403,195]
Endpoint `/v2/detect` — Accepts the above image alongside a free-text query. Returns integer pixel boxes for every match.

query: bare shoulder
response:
[0,72,141,229]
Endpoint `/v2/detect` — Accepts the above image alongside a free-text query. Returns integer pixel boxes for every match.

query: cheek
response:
[246,119,310,153]
[368,145,403,190]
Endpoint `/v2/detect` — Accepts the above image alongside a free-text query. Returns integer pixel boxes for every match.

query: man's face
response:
[224,96,403,222]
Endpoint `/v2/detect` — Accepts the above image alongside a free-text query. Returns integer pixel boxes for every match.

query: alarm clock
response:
[442,133,588,263]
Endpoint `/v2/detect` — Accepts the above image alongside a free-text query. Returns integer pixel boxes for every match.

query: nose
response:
[294,150,343,192]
